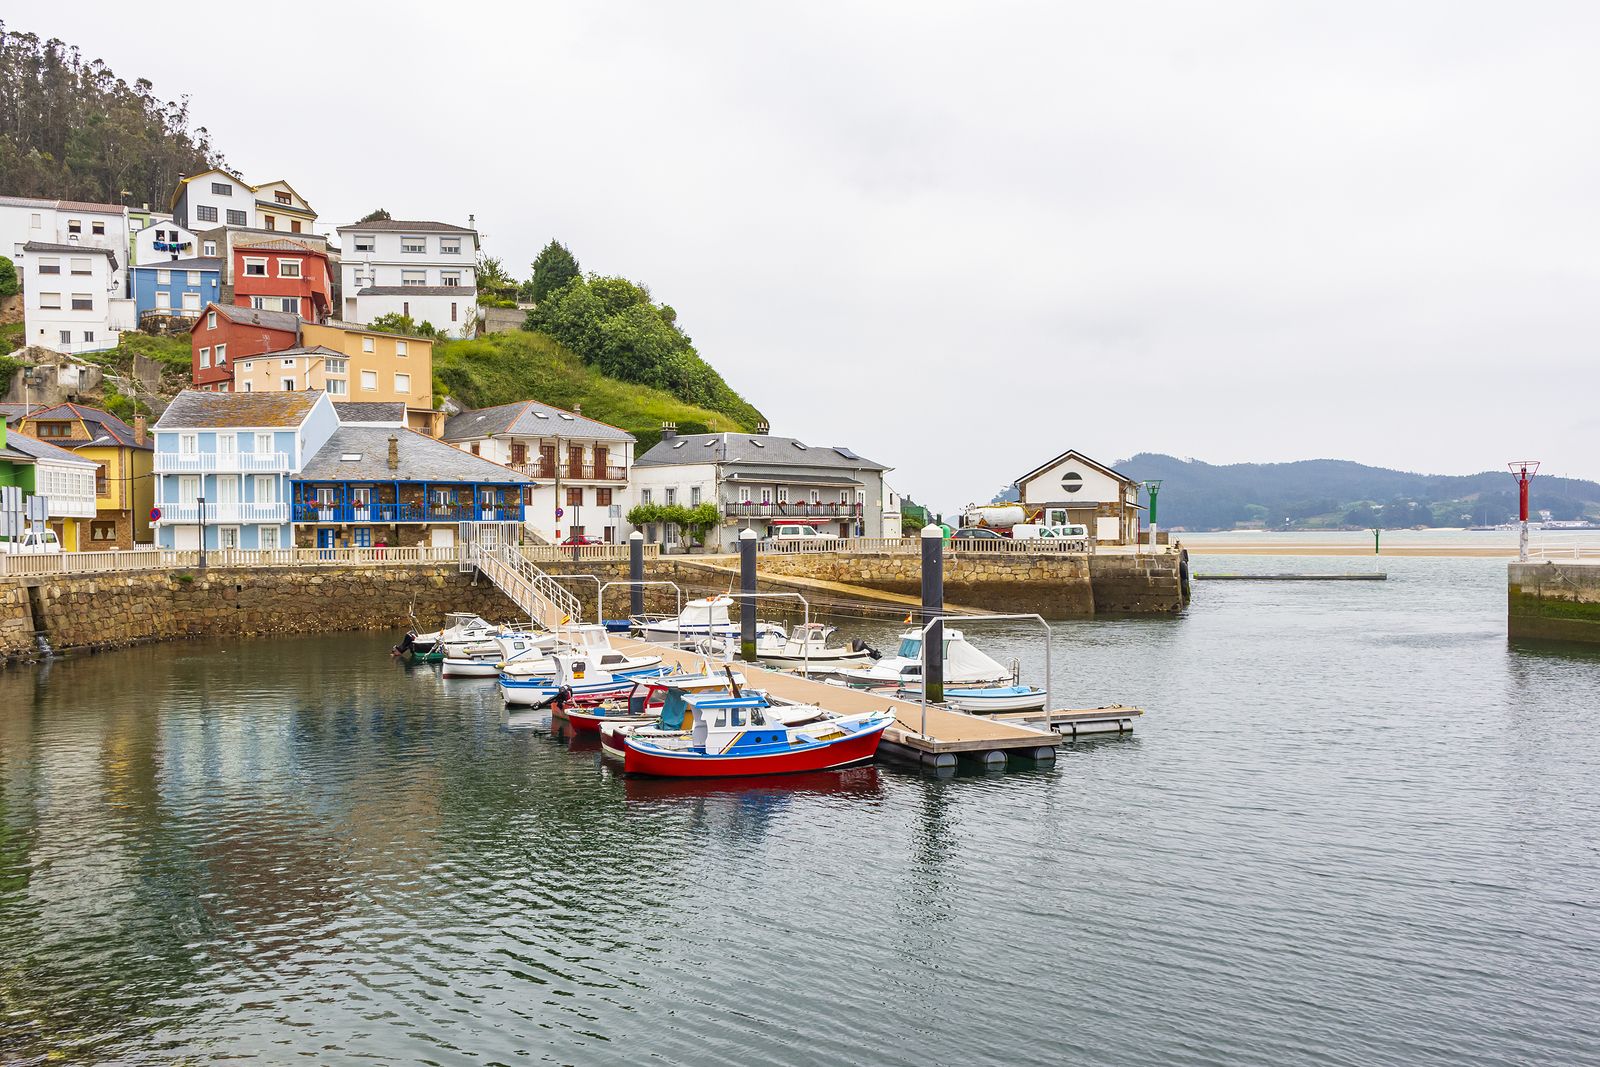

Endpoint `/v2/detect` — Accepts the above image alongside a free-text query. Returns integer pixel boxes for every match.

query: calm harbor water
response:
[3,556,1600,1064]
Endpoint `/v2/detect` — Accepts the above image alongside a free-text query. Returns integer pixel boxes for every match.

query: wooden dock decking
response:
[611,636,1064,769]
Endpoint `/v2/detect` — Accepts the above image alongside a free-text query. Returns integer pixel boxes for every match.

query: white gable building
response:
[1014,450,1142,544]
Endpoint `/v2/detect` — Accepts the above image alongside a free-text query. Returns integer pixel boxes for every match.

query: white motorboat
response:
[498,623,662,679]
[499,652,672,707]
[635,595,784,645]
[443,631,550,677]
[834,628,1013,688]
[755,622,880,672]
[937,685,1048,713]
[408,612,496,654]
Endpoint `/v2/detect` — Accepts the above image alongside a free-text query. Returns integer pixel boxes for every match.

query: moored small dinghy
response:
[755,622,879,673]
[499,651,672,707]
[938,685,1048,713]
[442,631,550,677]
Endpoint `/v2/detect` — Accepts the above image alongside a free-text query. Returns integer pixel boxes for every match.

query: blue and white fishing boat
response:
[939,685,1048,713]
[499,651,672,706]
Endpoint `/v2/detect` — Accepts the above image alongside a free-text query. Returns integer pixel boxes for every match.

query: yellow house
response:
[16,403,156,548]
[231,321,442,435]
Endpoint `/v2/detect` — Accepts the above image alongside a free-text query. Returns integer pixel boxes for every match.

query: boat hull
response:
[941,687,1048,713]
[622,721,888,778]
[441,658,502,677]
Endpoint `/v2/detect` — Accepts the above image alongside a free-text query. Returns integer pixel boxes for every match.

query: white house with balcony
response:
[0,423,99,550]
[170,169,318,236]
[442,400,634,543]
[151,389,338,550]
[335,219,479,338]
[629,427,893,550]
[17,242,135,354]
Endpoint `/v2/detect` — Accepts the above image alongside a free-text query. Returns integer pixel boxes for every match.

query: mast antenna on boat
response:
[724,665,743,698]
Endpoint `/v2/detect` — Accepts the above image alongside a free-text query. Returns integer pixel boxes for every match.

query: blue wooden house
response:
[132,256,223,324]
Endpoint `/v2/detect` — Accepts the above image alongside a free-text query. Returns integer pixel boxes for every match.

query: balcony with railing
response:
[159,501,290,524]
[155,451,290,474]
[290,502,527,524]
[511,462,557,480]
[720,500,865,519]
[42,495,99,519]
[508,462,626,482]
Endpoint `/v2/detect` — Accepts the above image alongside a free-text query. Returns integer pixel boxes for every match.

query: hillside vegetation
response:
[0,23,220,207]
[1113,454,1600,530]
[433,331,746,452]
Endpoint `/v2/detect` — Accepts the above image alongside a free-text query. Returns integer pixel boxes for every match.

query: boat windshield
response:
[897,637,922,659]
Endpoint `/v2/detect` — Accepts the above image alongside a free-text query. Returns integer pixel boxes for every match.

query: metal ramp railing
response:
[475,542,583,630]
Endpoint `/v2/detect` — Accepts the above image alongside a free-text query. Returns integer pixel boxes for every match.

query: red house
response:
[189,303,302,390]
[232,239,332,323]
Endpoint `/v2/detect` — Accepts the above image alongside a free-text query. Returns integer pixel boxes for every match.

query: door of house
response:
[178,475,200,505]
[353,527,372,548]
[594,446,608,477]
[316,528,336,557]
[510,442,527,466]
[218,526,239,550]
[352,486,371,522]
[215,476,239,508]
[539,445,556,477]
[174,525,200,550]
[567,445,584,477]
[430,527,456,549]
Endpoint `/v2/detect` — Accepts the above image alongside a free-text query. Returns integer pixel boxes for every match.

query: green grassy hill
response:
[433,330,751,451]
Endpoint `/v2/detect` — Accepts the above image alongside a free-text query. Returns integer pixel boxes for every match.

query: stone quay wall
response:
[0,564,520,659]
[1508,560,1600,644]
[751,550,1187,616]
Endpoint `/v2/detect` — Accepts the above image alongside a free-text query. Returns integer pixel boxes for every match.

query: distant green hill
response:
[433,331,749,452]
[1113,454,1600,530]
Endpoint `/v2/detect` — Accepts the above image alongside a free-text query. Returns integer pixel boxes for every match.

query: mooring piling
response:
[628,531,645,618]
[920,523,944,704]
[740,528,759,661]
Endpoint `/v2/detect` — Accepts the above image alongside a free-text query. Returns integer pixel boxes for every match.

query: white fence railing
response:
[0,545,463,576]
[755,536,1095,555]
[1528,543,1600,560]
[518,543,661,563]
[154,452,289,474]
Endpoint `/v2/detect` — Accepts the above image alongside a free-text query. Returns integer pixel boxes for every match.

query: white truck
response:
[1,528,62,554]
[761,524,840,547]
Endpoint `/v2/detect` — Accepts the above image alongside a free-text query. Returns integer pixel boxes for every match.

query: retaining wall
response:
[1508,560,1600,644]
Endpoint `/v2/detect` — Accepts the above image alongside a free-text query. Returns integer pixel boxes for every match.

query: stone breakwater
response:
[750,550,1188,616]
[0,564,520,659]
[1508,560,1600,645]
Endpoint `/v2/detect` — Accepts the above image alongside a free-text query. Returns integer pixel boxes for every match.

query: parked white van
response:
[1,528,62,555]
[761,524,839,547]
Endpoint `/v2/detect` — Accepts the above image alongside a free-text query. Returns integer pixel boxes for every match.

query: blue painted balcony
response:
[292,501,526,524]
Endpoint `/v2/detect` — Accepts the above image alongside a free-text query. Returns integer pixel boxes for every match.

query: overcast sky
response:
[15,1,1598,508]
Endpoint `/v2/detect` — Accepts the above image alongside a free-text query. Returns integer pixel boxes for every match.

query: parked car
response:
[1012,523,1090,540]
[561,534,603,546]
[949,526,1006,540]
[1,528,62,555]
[762,525,839,546]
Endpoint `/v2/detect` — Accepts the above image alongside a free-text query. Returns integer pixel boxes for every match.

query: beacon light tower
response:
[1142,480,1163,552]
[1508,461,1539,561]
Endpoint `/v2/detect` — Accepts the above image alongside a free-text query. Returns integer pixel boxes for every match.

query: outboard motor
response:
[534,684,575,712]
[850,638,882,660]
[393,631,418,657]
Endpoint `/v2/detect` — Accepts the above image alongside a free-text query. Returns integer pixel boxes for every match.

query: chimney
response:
[572,402,582,416]
[133,414,147,446]
[756,420,770,435]
[660,421,677,440]
[387,434,399,471]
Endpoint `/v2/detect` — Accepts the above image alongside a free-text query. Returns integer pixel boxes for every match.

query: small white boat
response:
[635,595,785,645]
[937,685,1048,713]
[498,623,662,679]
[834,628,1013,688]
[443,631,549,677]
[499,652,672,706]
[410,612,497,654]
[756,622,879,672]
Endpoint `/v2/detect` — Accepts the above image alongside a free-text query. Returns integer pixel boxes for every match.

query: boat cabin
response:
[687,693,789,754]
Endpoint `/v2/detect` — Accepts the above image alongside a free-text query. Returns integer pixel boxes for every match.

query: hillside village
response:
[0,169,940,553]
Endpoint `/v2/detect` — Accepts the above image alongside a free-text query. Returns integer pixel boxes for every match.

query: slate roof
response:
[23,403,151,450]
[334,402,407,424]
[635,433,889,471]
[337,220,476,233]
[197,303,303,334]
[298,426,531,483]
[0,403,33,423]
[133,257,222,272]
[22,242,120,271]
[154,389,324,429]
[55,200,126,213]
[443,400,634,444]
[232,345,344,366]
[358,286,477,297]
[235,237,326,255]
[2,430,98,467]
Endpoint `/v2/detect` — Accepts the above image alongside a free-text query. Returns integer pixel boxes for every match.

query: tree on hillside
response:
[0,255,17,298]
[366,313,443,341]
[529,240,580,304]
[0,24,222,206]
[356,208,391,223]
[476,254,519,306]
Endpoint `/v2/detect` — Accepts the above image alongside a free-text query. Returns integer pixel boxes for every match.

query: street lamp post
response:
[1142,480,1163,551]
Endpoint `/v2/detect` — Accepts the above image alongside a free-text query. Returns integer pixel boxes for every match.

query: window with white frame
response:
[243,258,267,277]
[277,259,301,278]
[187,270,202,285]
[38,292,61,309]
[37,257,60,275]
[776,487,788,503]
[91,221,105,235]
[281,378,295,391]
[279,297,296,313]
[199,347,211,368]
[259,525,278,549]
[251,296,266,309]
[67,219,81,233]
[155,291,172,310]
[395,340,408,356]
[327,378,347,396]
[203,240,216,256]
[440,238,462,254]
[738,487,751,503]
[207,310,217,329]
[182,291,201,311]
[361,370,377,391]
[179,433,198,454]
[255,432,273,454]
[362,336,375,353]
[401,236,427,254]
[70,258,91,275]
[281,357,295,367]
[214,344,226,364]
[665,488,677,505]
[353,235,375,252]
[394,372,410,394]
[690,486,701,505]
[440,272,460,286]
[325,357,347,375]
[641,489,652,505]
[810,489,821,503]
[156,269,171,285]
[71,293,93,310]
[401,270,426,286]
[241,380,252,392]
[761,488,772,504]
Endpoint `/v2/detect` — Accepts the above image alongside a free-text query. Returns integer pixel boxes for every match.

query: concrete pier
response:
[1508,559,1600,644]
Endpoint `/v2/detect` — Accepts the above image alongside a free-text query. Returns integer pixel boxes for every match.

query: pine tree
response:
[529,241,581,304]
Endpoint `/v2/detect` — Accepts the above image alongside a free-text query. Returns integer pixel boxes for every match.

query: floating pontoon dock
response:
[1194,572,1387,581]
[992,705,1144,737]
[611,636,1110,771]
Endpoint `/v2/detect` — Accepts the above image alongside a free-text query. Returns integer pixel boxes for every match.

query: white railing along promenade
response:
[517,543,661,564]
[1528,543,1600,561]
[1,545,462,577]
[154,452,290,474]
[755,536,1096,555]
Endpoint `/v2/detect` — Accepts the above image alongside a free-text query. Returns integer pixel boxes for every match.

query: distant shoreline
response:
[1179,543,1517,557]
